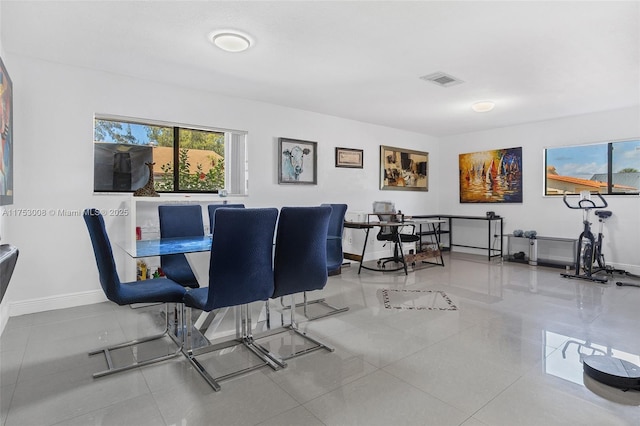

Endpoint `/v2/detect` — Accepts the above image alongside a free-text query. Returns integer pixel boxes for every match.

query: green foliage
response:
[146,127,225,156]
[95,118,226,192]
[94,120,139,144]
[618,167,639,173]
[147,127,173,147]
[155,148,224,192]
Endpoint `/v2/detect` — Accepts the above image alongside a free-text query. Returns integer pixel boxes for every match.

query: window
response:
[93,116,247,195]
[545,139,640,195]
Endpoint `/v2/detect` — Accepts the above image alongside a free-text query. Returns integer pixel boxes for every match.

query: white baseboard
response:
[0,301,9,336]
[8,290,107,318]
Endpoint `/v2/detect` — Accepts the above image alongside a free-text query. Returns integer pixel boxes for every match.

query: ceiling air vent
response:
[420,72,464,88]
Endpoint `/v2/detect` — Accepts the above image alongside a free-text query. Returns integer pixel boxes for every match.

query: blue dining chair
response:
[323,203,348,275]
[281,204,350,321]
[256,206,335,360]
[207,203,245,234]
[158,204,204,288]
[83,208,187,378]
[182,207,280,391]
[304,203,351,319]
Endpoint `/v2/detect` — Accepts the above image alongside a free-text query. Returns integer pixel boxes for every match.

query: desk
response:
[413,215,503,260]
[408,218,446,267]
[344,221,425,275]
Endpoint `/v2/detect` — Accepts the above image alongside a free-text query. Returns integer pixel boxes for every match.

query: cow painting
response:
[281,145,310,181]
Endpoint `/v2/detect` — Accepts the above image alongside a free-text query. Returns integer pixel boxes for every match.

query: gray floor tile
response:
[1,254,639,425]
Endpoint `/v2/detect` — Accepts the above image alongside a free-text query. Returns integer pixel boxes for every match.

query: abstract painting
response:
[459,147,522,203]
[0,57,13,206]
[380,145,428,191]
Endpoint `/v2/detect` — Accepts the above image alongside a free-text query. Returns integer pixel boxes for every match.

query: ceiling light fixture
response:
[471,101,495,113]
[210,31,252,52]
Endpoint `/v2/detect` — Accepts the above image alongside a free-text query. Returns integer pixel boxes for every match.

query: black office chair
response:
[375,212,418,275]
[0,244,19,303]
[207,203,245,234]
[83,208,188,378]
[158,204,204,288]
[182,207,281,391]
[256,206,335,360]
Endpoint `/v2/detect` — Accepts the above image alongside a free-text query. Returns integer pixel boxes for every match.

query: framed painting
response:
[380,145,428,191]
[278,137,317,184]
[0,56,13,206]
[459,146,523,203]
[335,147,363,168]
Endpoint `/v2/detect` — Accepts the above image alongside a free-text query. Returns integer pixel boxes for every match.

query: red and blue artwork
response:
[459,147,522,203]
[0,56,13,206]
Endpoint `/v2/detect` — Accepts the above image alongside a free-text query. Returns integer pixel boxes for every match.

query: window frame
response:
[93,114,248,196]
[544,138,640,196]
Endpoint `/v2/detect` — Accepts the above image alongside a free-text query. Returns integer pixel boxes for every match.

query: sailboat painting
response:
[459,147,522,203]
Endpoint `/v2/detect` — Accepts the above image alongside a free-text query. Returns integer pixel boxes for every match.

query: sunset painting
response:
[459,147,522,203]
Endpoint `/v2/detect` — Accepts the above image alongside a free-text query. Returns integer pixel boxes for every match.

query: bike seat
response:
[595,210,612,219]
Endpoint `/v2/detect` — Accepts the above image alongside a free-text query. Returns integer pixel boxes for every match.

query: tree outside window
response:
[93,118,227,193]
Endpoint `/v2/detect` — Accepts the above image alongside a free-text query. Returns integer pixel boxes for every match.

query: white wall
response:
[2,52,638,326]
[439,107,640,273]
[1,54,440,320]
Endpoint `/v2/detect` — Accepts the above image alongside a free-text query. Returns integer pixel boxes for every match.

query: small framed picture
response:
[278,137,317,184]
[335,147,364,168]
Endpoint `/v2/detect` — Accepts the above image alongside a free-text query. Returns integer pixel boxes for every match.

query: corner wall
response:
[438,107,640,273]
[2,54,440,318]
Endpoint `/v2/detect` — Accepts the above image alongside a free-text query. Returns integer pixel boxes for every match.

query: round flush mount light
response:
[210,31,252,52]
[471,101,495,113]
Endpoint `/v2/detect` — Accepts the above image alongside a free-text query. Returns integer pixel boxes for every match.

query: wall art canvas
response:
[335,147,363,168]
[380,145,428,191]
[0,57,13,206]
[278,137,317,184]
[459,147,523,203]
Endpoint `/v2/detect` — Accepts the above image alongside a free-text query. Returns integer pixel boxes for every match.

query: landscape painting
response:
[459,147,522,203]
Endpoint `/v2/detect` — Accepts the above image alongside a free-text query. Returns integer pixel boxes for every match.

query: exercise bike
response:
[560,191,640,286]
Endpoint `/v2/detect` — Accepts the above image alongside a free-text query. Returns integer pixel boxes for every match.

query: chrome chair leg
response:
[184,303,286,392]
[89,304,184,378]
[301,291,349,321]
[279,291,349,321]
[255,295,334,361]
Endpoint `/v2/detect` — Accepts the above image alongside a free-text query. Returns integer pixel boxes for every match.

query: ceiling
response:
[2,1,639,137]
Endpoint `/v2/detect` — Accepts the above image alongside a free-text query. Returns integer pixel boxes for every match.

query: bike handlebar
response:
[562,193,608,210]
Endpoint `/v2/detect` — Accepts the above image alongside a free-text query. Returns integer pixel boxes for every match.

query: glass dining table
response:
[118,235,231,341]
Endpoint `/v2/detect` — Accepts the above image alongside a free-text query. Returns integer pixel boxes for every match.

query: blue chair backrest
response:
[83,209,121,303]
[208,204,245,233]
[321,203,347,272]
[322,204,347,239]
[159,205,204,238]
[273,206,331,298]
[204,208,277,311]
[158,205,204,287]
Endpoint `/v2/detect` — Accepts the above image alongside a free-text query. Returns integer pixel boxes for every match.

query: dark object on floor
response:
[513,251,526,260]
[0,244,19,303]
[583,355,640,390]
[616,281,640,288]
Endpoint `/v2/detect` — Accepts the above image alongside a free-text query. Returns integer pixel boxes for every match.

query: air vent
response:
[420,72,464,87]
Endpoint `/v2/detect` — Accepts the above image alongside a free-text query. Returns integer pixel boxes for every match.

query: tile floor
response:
[1,253,640,426]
